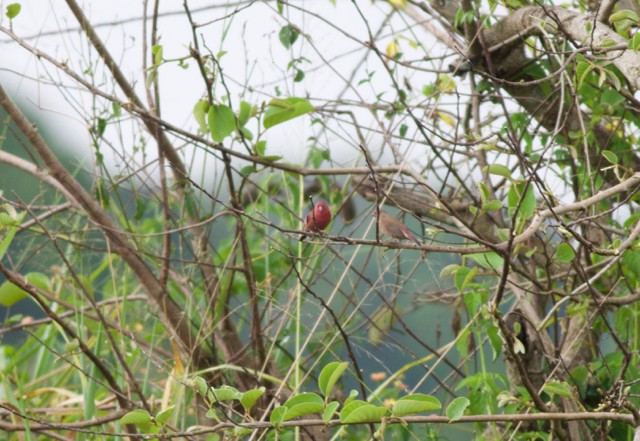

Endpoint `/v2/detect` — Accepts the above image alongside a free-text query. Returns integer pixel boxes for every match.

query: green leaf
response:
[262,155,283,162]
[322,401,340,423]
[240,165,256,176]
[507,181,535,220]
[601,90,624,107]
[340,400,388,424]
[112,102,122,117]
[0,281,27,307]
[208,386,240,402]
[270,406,286,427]
[237,101,253,127]
[283,393,324,420]
[279,24,299,49]
[463,291,482,317]
[208,104,235,142]
[440,264,460,279]
[446,397,470,420]
[467,252,504,271]
[482,200,502,212]
[478,182,490,203]
[240,387,265,413]
[487,324,502,361]
[6,3,21,19]
[121,409,152,430]
[454,266,478,293]
[193,100,210,133]
[0,272,48,307]
[254,140,266,156]
[623,250,640,279]
[609,9,639,25]
[543,381,573,398]
[294,69,305,82]
[96,118,107,136]
[155,405,175,426]
[630,32,640,51]
[484,164,511,178]
[555,243,576,263]
[318,362,348,399]
[151,44,163,65]
[0,214,20,261]
[391,394,441,417]
[576,61,593,89]
[343,389,358,407]
[193,376,209,397]
[263,97,314,129]
[602,150,618,164]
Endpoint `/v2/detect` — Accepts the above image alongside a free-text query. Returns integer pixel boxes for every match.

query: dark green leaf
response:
[279,25,299,49]
[97,118,107,136]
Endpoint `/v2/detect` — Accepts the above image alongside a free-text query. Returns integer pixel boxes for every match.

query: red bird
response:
[374,210,420,245]
[300,200,332,241]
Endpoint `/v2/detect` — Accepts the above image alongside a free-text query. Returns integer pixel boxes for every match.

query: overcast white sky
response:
[1,1,453,178]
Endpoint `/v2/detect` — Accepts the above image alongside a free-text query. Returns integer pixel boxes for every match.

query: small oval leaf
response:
[322,401,340,423]
[121,409,152,428]
[263,97,313,129]
[339,400,388,424]
[485,164,511,178]
[240,387,265,412]
[446,397,470,421]
[155,405,175,426]
[555,243,576,263]
[283,393,324,421]
[270,406,286,427]
[391,394,441,417]
[318,362,348,398]
[543,381,573,398]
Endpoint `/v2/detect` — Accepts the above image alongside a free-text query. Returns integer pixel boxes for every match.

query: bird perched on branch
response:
[374,210,420,245]
[300,200,332,241]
